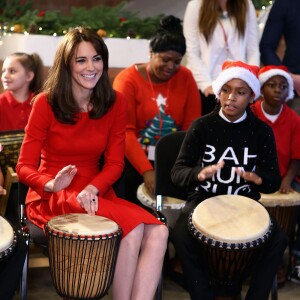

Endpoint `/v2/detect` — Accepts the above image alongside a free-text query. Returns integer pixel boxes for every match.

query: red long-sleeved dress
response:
[16,91,162,237]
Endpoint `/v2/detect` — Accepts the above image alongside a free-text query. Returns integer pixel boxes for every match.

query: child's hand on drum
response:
[76,184,99,216]
[279,178,294,194]
[45,165,78,193]
[235,168,262,185]
[198,161,225,181]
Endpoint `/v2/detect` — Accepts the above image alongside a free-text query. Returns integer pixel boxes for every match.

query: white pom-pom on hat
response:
[259,65,294,101]
[212,60,260,100]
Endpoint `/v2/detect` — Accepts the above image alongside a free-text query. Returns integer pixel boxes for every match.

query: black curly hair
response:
[149,15,186,55]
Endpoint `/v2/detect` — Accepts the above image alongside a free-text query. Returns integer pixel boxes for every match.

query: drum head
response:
[192,195,270,244]
[137,183,185,209]
[260,191,300,207]
[47,214,119,236]
[0,216,14,253]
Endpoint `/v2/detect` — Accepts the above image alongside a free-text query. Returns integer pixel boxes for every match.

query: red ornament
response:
[119,17,127,22]
[38,10,45,17]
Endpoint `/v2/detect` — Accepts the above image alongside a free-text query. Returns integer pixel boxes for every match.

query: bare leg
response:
[131,224,168,300]
[112,224,145,300]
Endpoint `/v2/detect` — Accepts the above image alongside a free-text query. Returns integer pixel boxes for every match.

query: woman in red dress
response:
[16,27,168,300]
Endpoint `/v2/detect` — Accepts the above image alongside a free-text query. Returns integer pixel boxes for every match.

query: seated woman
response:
[113,15,201,205]
[16,27,168,300]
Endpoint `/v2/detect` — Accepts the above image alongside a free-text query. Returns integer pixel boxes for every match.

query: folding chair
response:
[18,181,47,300]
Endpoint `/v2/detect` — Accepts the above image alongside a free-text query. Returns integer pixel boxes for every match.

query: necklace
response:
[145,64,170,135]
[218,19,229,58]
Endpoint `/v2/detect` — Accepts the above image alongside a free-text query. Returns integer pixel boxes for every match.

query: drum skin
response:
[188,195,273,290]
[44,214,122,300]
[0,216,17,261]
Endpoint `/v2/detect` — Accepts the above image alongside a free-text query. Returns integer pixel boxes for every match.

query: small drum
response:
[0,216,17,261]
[44,213,122,299]
[137,183,185,210]
[188,195,273,291]
[259,191,300,241]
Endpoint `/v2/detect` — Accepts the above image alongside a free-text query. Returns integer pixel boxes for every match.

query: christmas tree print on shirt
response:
[140,93,180,146]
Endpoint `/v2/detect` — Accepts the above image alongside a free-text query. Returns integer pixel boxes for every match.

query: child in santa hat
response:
[251,65,300,284]
[171,60,287,299]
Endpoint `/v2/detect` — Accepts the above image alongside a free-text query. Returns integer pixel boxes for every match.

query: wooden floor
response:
[11,245,300,300]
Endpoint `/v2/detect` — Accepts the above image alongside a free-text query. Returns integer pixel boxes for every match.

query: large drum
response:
[137,183,185,210]
[188,195,273,292]
[259,191,300,242]
[44,213,122,299]
[0,216,17,261]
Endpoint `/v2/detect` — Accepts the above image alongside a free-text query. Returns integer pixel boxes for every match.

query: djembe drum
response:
[0,216,17,261]
[259,191,300,242]
[137,183,186,210]
[44,213,122,300]
[188,195,273,294]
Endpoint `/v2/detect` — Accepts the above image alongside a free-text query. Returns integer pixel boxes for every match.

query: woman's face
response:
[148,50,183,82]
[261,75,289,108]
[1,56,33,93]
[70,41,103,94]
[219,78,254,122]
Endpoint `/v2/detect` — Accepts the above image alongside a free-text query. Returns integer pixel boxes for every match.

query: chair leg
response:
[20,236,29,300]
[156,273,163,300]
[271,274,278,300]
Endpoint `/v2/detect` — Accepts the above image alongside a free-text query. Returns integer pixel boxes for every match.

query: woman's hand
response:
[76,185,99,215]
[235,168,262,185]
[143,169,155,196]
[198,161,225,181]
[204,86,215,97]
[45,165,77,193]
[0,186,6,196]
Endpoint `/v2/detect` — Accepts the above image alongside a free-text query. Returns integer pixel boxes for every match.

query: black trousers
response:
[172,200,288,300]
[0,231,26,300]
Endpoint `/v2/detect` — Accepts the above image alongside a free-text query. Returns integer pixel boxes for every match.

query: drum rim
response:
[0,231,17,261]
[188,212,273,250]
[137,183,186,209]
[44,224,122,240]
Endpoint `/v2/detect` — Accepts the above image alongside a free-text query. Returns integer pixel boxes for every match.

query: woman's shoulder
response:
[31,92,51,110]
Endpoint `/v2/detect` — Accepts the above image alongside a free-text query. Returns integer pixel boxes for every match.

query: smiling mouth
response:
[82,74,96,79]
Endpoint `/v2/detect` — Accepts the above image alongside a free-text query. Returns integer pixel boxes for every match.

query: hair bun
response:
[160,15,182,32]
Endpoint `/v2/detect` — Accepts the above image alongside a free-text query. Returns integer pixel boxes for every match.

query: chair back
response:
[0,130,25,175]
[154,131,188,201]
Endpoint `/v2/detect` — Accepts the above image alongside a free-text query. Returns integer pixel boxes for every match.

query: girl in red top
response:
[0,52,44,195]
[16,27,168,300]
[0,52,44,131]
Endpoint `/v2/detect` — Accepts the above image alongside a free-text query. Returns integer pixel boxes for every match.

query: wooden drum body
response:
[188,195,273,291]
[0,216,17,261]
[259,191,300,242]
[44,214,122,300]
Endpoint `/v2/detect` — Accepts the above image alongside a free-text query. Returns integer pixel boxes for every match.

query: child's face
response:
[1,57,33,93]
[261,75,289,108]
[219,79,254,122]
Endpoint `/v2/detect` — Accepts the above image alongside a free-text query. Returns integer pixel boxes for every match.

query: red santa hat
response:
[212,60,260,100]
[258,65,294,101]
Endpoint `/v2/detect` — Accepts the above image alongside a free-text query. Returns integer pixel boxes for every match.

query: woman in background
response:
[113,15,201,205]
[183,0,259,115]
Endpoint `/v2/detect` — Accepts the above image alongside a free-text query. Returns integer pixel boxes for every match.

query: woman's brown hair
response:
[199,0,248,43]
[43,27,115,124]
